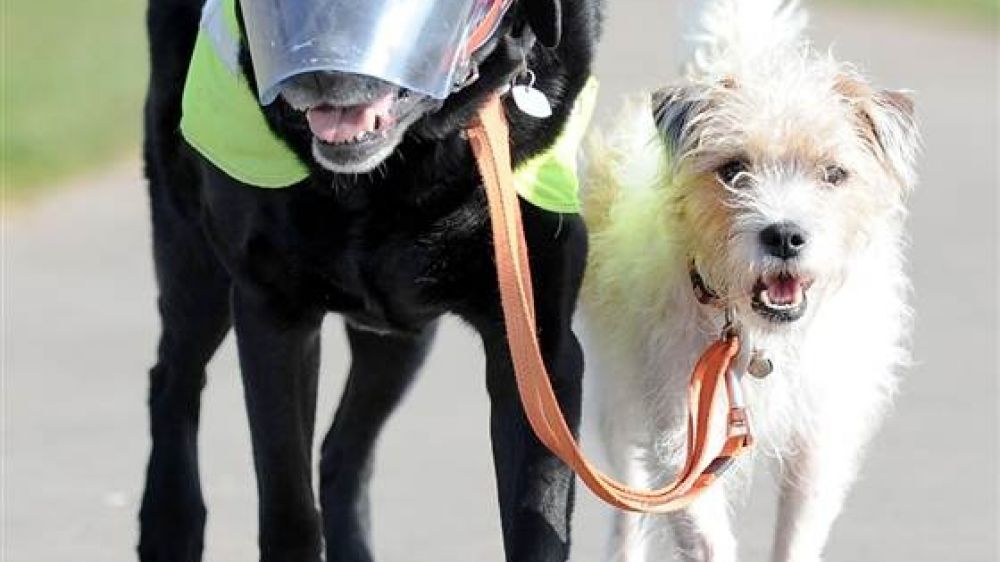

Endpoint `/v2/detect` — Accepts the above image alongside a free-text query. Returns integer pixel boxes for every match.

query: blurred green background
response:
[0,0,995,197]
[3,0,147,195]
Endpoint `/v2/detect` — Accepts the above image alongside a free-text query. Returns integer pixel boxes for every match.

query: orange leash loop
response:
[467,95,753,513]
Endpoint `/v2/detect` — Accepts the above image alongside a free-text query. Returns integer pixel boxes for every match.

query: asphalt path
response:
[5,3,998,561]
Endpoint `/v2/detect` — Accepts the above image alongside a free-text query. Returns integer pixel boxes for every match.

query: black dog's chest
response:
[206,174,491,334]
[307,222,441,333]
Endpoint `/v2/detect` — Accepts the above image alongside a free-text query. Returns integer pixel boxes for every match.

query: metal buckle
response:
[705,455,735,478]
[721,306,739,341]
[728,408,754,447]
[728,408,748,430]
[454,65,481,91]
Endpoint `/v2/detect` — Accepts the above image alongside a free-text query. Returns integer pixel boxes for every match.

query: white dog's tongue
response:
[766,276,803,306]
[306,92,395,143]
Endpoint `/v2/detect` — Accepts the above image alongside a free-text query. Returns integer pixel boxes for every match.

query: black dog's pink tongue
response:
[306,92,396,144]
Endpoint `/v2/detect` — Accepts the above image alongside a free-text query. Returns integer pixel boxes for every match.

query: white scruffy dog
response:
[580,1,920,561]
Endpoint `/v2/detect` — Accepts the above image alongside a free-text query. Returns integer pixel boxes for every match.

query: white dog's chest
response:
[640,297,901,465]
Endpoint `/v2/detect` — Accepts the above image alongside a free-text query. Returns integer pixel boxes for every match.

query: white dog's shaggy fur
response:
[579,1,919,560]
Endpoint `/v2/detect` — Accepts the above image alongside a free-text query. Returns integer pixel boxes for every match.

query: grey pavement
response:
[4,3,998,561]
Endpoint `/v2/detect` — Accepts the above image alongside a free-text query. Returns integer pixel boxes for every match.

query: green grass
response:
[824,0,998,22]
[2,0,147,195]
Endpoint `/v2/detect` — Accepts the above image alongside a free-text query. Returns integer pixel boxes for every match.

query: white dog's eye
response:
[823,165,849,186]
[717,159,749,186]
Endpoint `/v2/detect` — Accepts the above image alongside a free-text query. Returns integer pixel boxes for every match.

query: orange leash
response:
[467,95,754,512]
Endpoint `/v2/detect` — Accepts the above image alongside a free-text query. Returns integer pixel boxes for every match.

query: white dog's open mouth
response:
[751,272,813,323]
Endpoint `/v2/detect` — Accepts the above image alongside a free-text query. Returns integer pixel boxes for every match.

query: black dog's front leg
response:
[139,205,232,562]
[483,326,583,562]
[319,321,437,562]
[232,289,324,562]
[478,208,588,562]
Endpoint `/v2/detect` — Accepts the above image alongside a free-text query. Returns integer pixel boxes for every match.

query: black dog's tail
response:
[143,0,205,180]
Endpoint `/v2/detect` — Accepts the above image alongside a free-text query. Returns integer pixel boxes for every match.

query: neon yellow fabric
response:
[180,0,598,209]
[180,0,309,187]
[512,76,598,213]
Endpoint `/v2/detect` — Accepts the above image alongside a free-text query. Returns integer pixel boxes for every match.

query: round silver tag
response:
[511,85,553,119]
[747,352,773,379]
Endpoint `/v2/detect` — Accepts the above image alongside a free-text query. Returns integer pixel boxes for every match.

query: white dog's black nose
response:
[760,222,808,259]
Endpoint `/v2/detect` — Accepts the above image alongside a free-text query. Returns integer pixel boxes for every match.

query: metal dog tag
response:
[747,350,773,379]
[511,84,553,119]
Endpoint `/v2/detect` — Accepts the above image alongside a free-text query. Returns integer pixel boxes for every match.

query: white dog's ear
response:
[652,86,709,156]
[837,77,920,191]
[865,90,920,190]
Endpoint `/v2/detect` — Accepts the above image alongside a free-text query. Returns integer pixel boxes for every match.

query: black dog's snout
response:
[282,71,396,106]
[760,222,808,259]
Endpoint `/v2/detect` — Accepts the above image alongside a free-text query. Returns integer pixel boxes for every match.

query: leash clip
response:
[454,65,481,92]
[719,306,773,379]
[720,306,739,342]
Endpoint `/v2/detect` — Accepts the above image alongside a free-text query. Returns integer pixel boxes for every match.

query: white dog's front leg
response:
[607,483,736,562]
[771,430,868,562]
[602,444,662,562]
[667,484,737,562]
[608,510,660,562]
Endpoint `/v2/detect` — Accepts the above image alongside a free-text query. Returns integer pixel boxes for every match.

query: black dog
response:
[139,0,601,561]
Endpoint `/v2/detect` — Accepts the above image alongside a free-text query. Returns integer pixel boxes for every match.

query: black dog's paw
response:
[137,538,203,562]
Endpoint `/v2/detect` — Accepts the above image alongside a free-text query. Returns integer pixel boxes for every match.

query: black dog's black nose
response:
[760,222,808,259]
[282,71,396,106]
